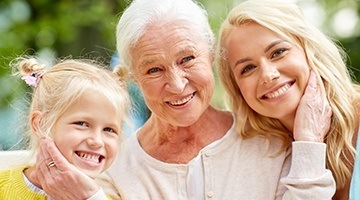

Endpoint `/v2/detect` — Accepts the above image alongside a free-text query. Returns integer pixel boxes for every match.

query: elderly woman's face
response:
[131,23,214,126]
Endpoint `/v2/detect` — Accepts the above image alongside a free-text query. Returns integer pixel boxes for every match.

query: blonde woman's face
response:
[51,91,121,179]
[225,23,310,125]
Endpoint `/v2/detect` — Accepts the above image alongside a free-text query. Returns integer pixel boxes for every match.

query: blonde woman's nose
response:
[260,65,280,85]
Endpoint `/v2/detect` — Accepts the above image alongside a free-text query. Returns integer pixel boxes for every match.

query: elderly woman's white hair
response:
[116,0,215,72]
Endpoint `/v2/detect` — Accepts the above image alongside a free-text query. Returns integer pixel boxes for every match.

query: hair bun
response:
[113,64,129,80]
[19,58,45,76]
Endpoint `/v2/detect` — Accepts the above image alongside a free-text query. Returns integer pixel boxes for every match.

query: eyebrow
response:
[175,44,198,57]
[233,40,285,69]
[139,58,156,67]
[175,49,189,58]
[137,55,161,71]
[264,40,284,53]
[234,57,251,69]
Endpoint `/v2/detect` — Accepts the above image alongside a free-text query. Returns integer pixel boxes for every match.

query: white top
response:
[98,116,335,199]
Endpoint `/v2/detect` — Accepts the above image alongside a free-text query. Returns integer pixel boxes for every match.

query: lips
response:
[167,92,195,106]
[75,151,104,163]
[261,82,293,99]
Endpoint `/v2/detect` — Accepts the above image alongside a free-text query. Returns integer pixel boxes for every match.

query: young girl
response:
[0,57,130,199]
[216,0,360,199]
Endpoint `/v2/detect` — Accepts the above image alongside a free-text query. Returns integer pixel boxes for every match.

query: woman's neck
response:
[279,113,295,134]
[138,106,232,163]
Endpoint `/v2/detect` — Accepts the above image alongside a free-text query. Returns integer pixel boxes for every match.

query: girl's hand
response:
[293,70,332,142]
[30,136,100,200]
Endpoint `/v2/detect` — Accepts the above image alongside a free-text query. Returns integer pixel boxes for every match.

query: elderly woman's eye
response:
[181,56,195,64]
[147,67,160,74]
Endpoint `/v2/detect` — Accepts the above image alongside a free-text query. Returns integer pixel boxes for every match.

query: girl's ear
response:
[30,111,45,138]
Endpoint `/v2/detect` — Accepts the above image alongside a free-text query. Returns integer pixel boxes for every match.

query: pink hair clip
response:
[21,70,45,87]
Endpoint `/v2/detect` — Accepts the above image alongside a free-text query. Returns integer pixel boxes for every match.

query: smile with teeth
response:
[167,93,195,106]
[76,151,104,163]
[263,84,291,99]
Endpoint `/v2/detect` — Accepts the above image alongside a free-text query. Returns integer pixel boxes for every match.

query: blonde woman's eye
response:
[272,48,286,58]
[241,65,256,75]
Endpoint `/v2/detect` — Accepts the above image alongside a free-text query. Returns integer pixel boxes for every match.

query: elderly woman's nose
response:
[165,68,188,93]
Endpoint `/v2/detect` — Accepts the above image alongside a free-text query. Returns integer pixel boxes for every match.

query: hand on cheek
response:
[30,136,100,200]
[293,70,332,142]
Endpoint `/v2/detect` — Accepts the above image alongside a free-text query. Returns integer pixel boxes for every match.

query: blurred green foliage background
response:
[0,0,359,150]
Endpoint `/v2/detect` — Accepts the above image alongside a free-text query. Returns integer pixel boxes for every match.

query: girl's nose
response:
[87,131,105,148]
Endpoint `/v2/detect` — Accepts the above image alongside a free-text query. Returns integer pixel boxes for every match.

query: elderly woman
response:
[32,0,336,199]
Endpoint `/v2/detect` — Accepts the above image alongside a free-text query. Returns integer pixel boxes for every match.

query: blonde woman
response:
[216,0,360,199]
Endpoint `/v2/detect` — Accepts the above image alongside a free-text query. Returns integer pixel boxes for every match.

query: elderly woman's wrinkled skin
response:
[131,23,233,164]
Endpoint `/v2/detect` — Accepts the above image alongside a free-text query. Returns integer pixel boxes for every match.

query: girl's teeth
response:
[78,152,100,163]
[265,84,290,99]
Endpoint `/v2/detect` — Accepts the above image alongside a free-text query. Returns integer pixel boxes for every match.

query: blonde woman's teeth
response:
[265,84,290,99]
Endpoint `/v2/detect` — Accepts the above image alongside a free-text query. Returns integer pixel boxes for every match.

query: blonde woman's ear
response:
[30,111,45,139]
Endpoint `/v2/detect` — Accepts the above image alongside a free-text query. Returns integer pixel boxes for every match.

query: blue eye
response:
[241,65,256,75]
[104,127,117,134]
[272,48,286,58]
[181,56,195,64]
[147,68,160,74]
[75,121,88,127]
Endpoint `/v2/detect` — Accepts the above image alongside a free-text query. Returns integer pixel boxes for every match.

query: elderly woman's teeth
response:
[168,93,194,106]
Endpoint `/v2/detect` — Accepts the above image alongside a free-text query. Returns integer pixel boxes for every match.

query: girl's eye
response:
[181,55,195,64]
[241,65,256,75]
[74,121,88,127]
[271,48,286,59]
[104,127,118,134]
[104,127,117,134]
[147,67,160,74]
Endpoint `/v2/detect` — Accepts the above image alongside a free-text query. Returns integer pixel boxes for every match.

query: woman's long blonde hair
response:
[216,0,360,189]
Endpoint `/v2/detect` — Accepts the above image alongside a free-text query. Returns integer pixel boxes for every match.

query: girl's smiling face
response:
[51,91,121,178]
[225,22,310,126]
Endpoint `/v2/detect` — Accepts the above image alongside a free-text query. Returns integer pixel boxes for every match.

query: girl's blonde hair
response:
[13,57,130,154]
[216,0,360,189]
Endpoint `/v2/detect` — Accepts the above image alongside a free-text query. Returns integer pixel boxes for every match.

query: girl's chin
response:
[78,168,102,179]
